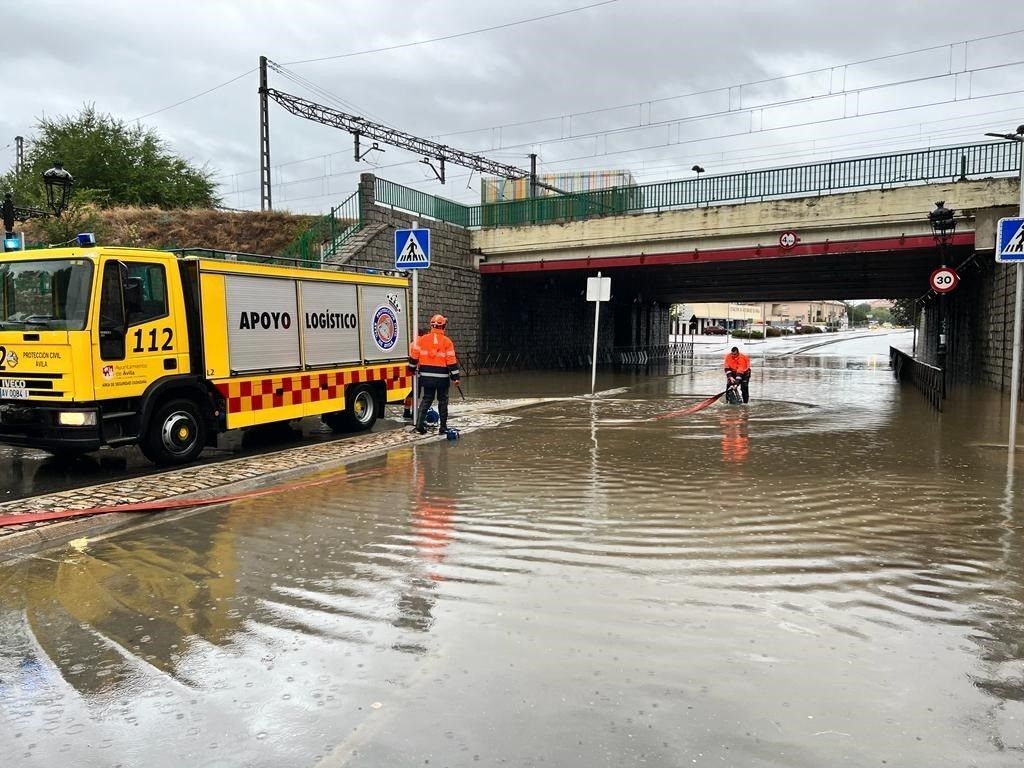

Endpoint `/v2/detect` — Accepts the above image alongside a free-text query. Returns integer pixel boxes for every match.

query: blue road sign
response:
[996,217,1024,263]
[394,228,430,269]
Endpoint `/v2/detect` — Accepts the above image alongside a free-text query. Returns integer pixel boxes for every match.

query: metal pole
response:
[591,271,602,396]
[411,221,420,420]
[1009,142,1024,456]
[259,56,272,211]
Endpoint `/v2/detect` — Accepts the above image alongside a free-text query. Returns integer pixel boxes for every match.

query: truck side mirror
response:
[125,276,144,318]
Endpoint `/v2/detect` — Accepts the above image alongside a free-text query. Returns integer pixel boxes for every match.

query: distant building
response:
[481,170,636,203]
[671,300,849,337]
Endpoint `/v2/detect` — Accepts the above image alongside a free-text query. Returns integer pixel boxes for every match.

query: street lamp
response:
[42,161,74,216]
[692,165,705,208]
[984,125,1024,456]
[928,200,956,260]
[2,161,75,251]
[928,201,956,368]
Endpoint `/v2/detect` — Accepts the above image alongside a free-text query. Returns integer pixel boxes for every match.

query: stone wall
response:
[327,174,481,363]
[921,252,1022,400]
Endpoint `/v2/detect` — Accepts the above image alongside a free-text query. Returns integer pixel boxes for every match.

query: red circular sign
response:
[779,231,799,249]
[929,266,960,293]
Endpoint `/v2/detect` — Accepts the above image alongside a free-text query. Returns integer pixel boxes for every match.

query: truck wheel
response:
[344,384,379,431]
[141,398,206,465]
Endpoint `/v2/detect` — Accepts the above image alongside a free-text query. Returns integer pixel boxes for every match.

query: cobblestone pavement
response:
[0,398,543,556]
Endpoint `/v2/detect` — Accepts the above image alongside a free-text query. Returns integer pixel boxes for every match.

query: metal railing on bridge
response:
[890,346,944,412]
[461,342,693,375]
[371,140,1020,231]
[279,190,362,265]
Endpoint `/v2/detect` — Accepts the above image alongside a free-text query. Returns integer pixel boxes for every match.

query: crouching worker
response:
[409,314,460,434]
[723,346,752,404]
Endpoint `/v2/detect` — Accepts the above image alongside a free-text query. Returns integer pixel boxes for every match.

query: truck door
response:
[94,256,185,399]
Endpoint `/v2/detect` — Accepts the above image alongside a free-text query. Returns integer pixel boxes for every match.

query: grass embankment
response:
[21,206,317,255]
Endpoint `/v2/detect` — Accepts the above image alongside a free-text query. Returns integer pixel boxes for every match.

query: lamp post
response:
[929,200,956,368]
[692,165,705,208]
[984,126,1024,456]
[2,161,75,251]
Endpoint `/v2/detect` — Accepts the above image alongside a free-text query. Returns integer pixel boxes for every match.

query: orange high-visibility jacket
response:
[409,329,460,382]
[724,351,751,374]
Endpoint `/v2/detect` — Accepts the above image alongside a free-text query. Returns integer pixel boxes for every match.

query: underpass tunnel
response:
[478,242,968,366]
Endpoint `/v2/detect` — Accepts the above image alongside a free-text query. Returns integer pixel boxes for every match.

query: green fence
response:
[371,140,1021,230]
[374,178,472,227]
[279,189,362,265]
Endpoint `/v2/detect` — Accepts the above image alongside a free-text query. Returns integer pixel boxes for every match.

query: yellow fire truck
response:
[0,245,412,464]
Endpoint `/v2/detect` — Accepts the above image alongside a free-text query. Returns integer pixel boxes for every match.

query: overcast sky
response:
[3,0,1024,213]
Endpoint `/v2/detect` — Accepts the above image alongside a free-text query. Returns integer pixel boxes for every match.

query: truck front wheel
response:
[141,398,207,465]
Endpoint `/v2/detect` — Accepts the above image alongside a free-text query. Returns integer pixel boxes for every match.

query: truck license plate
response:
[0,386,28,400]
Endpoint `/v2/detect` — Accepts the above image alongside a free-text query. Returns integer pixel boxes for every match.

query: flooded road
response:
[2,331,1022,767]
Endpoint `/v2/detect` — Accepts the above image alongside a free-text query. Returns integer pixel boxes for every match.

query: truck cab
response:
[0,245,202,462]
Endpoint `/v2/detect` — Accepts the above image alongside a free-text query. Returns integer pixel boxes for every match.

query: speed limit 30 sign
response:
[929,266,960,294]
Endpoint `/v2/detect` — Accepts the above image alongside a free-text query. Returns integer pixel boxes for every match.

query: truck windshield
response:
[0,259,94,331]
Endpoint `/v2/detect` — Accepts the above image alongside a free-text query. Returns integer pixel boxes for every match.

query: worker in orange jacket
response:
[723,346,752,404]
[409,314,460,434]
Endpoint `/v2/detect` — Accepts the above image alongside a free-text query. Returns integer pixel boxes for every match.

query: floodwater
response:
[2,331,1023,767]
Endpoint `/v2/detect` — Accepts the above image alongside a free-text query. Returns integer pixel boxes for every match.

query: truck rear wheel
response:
[322,384,379,433]
[344,384,380,431]
[141,398,206,465]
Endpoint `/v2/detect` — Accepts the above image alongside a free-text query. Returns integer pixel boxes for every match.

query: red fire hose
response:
[0,466,384,529]
[652,391,726,421]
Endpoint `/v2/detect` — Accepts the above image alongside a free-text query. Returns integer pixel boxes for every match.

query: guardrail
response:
[890,346,945,411]
[371,140,1020,231]
[461,342,693,375]
[279,189,362,265]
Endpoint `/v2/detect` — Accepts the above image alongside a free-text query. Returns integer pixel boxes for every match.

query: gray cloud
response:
[3,0,1024,212]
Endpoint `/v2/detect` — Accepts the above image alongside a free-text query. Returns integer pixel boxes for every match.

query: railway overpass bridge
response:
[318,141,1022,400]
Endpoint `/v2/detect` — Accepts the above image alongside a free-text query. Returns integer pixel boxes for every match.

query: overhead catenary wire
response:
[281,0,622,66]
[236,41,1024,207]
[225,86,1024,207]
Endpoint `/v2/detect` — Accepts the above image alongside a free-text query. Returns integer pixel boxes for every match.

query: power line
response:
[221,94,1024,205]
[429,27,1024,143]
[281,0,622,66]
[132,68,256,122]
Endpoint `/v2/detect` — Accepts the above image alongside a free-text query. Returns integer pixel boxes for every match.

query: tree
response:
[890,298,918,327]
[1,105,218,210]
[847,302,872,326]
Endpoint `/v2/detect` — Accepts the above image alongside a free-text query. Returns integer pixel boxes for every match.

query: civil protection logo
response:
[373,305,398,351]
[5,351,18,368]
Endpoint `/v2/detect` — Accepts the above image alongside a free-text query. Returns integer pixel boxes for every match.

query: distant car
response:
[703,325,727,335]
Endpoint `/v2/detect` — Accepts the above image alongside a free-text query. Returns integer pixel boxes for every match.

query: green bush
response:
[766,326,782,337]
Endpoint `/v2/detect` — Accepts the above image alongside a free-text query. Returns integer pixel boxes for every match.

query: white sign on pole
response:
[588,273,611,395]
[586,276,611,302]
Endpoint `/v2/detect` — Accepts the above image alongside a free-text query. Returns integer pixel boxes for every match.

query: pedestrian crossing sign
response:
[394,228,430,269]
[996,217,1024,263]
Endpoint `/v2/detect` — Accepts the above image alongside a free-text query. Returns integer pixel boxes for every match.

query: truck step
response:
[105,436,139,446]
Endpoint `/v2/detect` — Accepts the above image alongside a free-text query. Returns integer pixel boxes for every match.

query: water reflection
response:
[2,340,1024,767]
[719,409,749,464]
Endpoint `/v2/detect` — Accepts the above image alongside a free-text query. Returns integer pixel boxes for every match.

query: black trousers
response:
[727,372,750,403]
[416,378,450,429]
[737,372,750,403]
